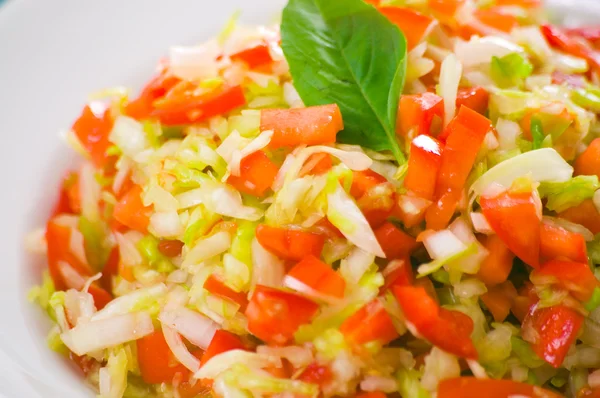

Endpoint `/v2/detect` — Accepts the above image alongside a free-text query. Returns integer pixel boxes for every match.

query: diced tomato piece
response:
[245,285,319,345]
[425,190,462,231]
[455,87,489,116]
[575,138,600,179]
[357,182,396,228]
[203,275,249,311]
[435,107,491,192]
[480,189,541,268]
[428,0,466,26]
[201,330,246,366]
[286,255,346,299]
[531,259,597,302]
[227,150,279,197]
[374,222,418,260]
[477,234,515,286]
[137,330,190,384]
[150,84,246,126]
[71,104,114,169]
[125,65,182,121]
[540,221,588,263]
[522,304,584,368]
[298,363,333,387]
[541,24,600,75]
[157,239,184,258]
[340,298,399,345]
[382,258,414,291]
[230,43,273,69]
[559,199,600,234]
[379,7,437,51]
[52,171,81,217]
[393,286,478,359]
[350,169,388,199]
[255,225,325,262]
[481,281,518,322]
[112,185,152,233]
[263,104,343,149]
[438,377,562,398]
[397,92,444,137]
[464,8,518,37]
[404,135,443,200]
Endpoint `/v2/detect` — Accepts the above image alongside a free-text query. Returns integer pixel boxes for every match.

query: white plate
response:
[0,0,597,397]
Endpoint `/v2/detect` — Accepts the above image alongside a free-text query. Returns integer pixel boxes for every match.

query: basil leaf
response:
[281,0,407,163]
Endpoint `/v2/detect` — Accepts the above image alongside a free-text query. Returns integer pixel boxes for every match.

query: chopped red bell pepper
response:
[230,43,273,69]
[393,286,478,359]
[540,221,588,264]
[112,185,152,233]
[201,330,246,366]
[137,330,191,384]
[464,8,518,37]
[286,255,346,299]
[425,190,462,231]
[397,92,444,137]
[350,169,388,199]
[150,84,246,126]
[378,7,437,51]
[46,219,92,291]
[481,281,518,322]
[374,222,418,260]
[52,171,80,217]
[480,189,541,268]
[203,275,249,312]
[227,150,279,197]
[541,24,600,75]
[438,377,563,398]
[455,87,489,116]
[245,285,319,345]
[263,104,343,148]
[357,182,396,228]
[531,259,597,302]
[404,135,443,200]
[125,64,182,121]
[340,298,399,345]
[255,224,326,262]
[477,234,515,287]
[71,103,115,169]
[522,304,584,368]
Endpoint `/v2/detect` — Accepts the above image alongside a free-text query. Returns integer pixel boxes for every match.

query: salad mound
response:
[26,0,600,397]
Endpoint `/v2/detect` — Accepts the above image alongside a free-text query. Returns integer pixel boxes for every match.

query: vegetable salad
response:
[26,0,600,397]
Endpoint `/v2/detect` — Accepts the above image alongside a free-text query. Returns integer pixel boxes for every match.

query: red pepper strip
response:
[203,275,249,312]
[381,258,414,292]
[227,150,279,197]
[71,103,115,169]
[540,220,588,264]
[438,377,563,398]
[46,219,91,291]
[404,135,443,200]
[200,330,246,366]
[255,224,325,262]
[340,298,399,345]
[378,7,437,51]
[262,104,343,149]
[374,222,418,260]
[286,255,346,299]
[393,286,478,359]
[522,304,584,368]
[150,84,246,126]
[426,107,491,229]
[480,189,541,268]
[532,259,597,303]
[230,43,273,69]
[541,24,600,75]
[245,285,319,345]
[112,185,152,233]
[397,92,444,137]
[559,199,600,235]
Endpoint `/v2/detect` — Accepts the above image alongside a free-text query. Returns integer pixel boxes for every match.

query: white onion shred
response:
[183,231,232,268]
[61,312,154,356]
[162,325,201,373]
[439,53,463,126]
[159,307,219,350]
[92,284,167,321]
[229,130,274,176]
[194,349,281,379]
[455,36,525,67]
[256,345,314,369]
[251,237,285,288]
